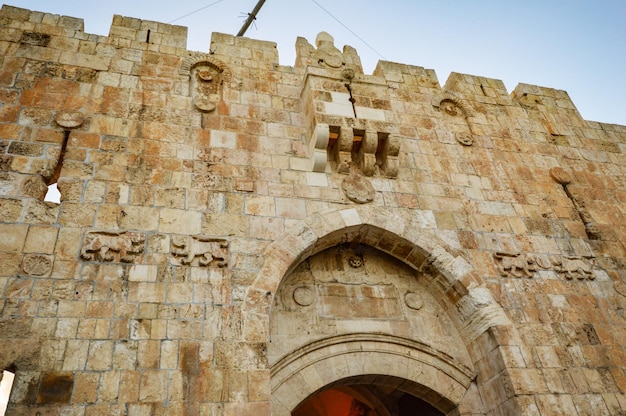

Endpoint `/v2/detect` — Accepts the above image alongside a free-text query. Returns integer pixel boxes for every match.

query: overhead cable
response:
[310,0,386,59]
[168,0,225,24]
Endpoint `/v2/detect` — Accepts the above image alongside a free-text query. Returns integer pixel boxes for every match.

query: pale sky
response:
[6,1,626,125]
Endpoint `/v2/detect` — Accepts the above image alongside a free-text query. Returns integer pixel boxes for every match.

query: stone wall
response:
[0,4,625,415]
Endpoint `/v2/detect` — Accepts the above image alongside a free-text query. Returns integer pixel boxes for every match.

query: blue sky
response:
[7,1,626,125]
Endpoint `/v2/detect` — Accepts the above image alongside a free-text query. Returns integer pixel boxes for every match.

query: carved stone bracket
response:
[81,231,146,263]
[306,122,400,177]
[310,123,330,172]
[171,235,228,268]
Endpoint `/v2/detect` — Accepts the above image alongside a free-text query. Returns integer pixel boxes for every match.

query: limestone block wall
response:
[0,4,625,416]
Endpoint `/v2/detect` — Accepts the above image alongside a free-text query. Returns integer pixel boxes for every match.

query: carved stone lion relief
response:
[80,231,146,263]
[171,235,228,268]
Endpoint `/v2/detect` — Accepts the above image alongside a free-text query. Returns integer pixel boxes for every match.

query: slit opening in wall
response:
[44,183,61,203]
[375,132,389,171]
[327,125,341,166]
[351,129,364,166]
[0,369,16,416]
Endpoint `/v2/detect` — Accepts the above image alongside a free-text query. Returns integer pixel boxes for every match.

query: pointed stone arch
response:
[242,205,510,343]
[242,205,516,414]
[271,333,476,416]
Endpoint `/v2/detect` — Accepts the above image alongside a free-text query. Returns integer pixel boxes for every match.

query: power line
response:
[310,0,386,60]
[168,0,225,24]
[237,0,267,36]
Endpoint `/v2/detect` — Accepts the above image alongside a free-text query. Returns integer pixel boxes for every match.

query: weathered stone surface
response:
[0,4,624,416]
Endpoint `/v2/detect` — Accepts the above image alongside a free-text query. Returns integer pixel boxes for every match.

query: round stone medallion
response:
[456,133,474,146]
[293,286,315,306]
[404,292,423,310]
[22,254,53,276]
[342,176,375,204]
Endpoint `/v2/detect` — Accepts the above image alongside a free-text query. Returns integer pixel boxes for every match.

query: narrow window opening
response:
[44,129,70,203]
[327,125,341,166]
[146,29,151,43]
[44,183,61,203]
[0,369,16,416]
[479,84,486,96]
[351,129,364,166]
[375,132,389,170]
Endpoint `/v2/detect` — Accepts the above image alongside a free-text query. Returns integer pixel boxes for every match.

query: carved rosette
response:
[22,254,53,276]
[80,231,146,263]
[405,292,423,311]
[293,286,315,307]
[170,235,228,268]
[342,176,375,204]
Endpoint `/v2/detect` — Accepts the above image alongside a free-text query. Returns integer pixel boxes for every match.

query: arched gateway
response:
[242,206,515,415]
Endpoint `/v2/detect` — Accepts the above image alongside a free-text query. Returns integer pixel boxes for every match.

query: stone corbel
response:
[361,130,378,176]
[336,126,353,174]
[382,134,400,178]
[311,123,330,172]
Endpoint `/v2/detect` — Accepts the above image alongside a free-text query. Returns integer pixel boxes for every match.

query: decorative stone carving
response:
[551,255,596,280]
[54,111,84,129]
[348,255,364,268]
[549,167,572,185]
[456,132,474,146]
[493,252,537,278]
[311,123,330,172]
[293,286,315,307]
[433,96,476,146]
[81,231,146,263]
[314,32,344,68]
[171,235,228,267]
[405,292,423,311]
[180,54,231,113]
[192,64,222,112]
[342,176,375,204]
[440,99,463,117]
[22,254,53,276]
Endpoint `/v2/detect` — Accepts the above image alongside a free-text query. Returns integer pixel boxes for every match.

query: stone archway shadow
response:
[242,205,511,344]
[270,333,476,416]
